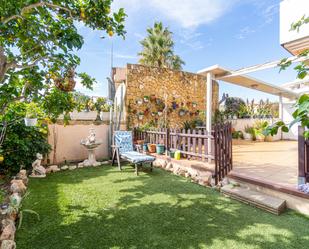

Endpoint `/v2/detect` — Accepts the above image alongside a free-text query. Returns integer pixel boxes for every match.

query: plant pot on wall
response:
[137,113,144,120]
[143,96,150,103]
[178,109,187,117]
[136,99,143,105]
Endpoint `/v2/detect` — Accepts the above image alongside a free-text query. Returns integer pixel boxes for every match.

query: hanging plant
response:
[151,111,158,117]
[144,108,150,115]
[172,101,178,110]
[143,96,150,103]
[156,98,163,105]
[54,68,76,92]
[137,112,144,120]
[178,108,187,117]
[136,99,143,105]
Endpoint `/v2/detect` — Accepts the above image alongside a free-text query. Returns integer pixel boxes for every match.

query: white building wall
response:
[280,0,309,45]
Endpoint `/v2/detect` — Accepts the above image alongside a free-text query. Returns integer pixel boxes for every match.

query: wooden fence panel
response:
[213,123,233,185]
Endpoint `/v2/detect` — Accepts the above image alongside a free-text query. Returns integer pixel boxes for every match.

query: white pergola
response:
[198,55,309,157]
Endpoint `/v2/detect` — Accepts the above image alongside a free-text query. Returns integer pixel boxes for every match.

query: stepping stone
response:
[221,184,286,215]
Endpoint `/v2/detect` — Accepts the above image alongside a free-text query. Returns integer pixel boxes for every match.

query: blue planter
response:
[156,144,165,155]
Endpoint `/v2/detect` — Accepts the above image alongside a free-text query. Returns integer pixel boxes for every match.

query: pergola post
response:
[206,72,212,163]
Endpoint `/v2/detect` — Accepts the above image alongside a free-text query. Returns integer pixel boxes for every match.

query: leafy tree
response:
[266,16,309,138]
[224,97,245,118]
[138,22,184,70]
[0,0,126,116]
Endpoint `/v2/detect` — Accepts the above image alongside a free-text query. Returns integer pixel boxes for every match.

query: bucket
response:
[174,150,181,160]
[143,144,148,152]
[156,144,165,155]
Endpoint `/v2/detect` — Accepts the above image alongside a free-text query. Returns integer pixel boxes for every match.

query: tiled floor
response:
[232,140,298,188]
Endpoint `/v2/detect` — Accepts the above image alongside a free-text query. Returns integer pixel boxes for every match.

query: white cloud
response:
[235,26,255,39]
[114,53,138,60]
[112,0,238,28]
[178,30,211,50]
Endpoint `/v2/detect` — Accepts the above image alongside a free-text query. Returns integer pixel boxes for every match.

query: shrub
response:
[1,103,51,175]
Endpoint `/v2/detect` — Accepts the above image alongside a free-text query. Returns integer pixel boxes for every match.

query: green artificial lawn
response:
[16,165,309,249]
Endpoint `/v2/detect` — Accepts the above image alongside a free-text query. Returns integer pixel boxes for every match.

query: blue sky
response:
[74,0,298,102]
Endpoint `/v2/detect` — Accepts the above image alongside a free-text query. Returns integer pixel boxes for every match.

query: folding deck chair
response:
[112,130,155,175]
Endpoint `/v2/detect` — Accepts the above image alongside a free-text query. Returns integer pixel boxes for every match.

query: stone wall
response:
[125,64,219,128]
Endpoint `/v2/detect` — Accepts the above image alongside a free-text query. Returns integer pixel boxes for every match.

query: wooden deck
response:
[232,140,298,189]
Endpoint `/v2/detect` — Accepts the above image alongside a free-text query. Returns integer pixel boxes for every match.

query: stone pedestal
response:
[78,148,101,167]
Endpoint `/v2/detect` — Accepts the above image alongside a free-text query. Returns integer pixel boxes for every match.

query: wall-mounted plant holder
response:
[172,102,178,110]
[178,109,186,117]
[143,96,150,103]
[144,108,150,115]
[192,102,197,108]
[136,99,143,105]
[158,111,163,116]
[138,112,144,120]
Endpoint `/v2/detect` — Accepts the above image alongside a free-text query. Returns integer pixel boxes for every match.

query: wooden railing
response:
[133,128,214,161]
[299,126,309,183]
[133,123,233,184]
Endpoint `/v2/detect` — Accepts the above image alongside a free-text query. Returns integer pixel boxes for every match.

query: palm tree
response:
[138,22,185,70]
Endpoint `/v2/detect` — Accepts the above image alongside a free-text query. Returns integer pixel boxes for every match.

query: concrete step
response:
[221,184,286,215]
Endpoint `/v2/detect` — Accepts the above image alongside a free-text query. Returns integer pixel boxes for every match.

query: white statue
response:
[79,128,102,167]
[30,153,46,178]
[85,128,96,145]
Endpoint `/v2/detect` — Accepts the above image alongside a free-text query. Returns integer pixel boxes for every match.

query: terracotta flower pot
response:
[147,144,156,153]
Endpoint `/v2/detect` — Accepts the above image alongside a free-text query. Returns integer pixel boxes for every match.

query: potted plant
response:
[151,111,157,117]
[54,68,76,92]
[143,96,150,103]
[253,121,268,141]
[244,125,254,140]
[156,144,165,155]
[136,99,143,105]
[192,101,198,108]
[137,112,144,120]
[232,130,243,140]
[178,107,187,117]
[147,143,156,153]
[157,111,163,116]
[24,102,40,126]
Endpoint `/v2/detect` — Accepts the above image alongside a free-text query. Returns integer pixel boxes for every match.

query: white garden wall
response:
[231,118,282,140]
[47,121,110,164]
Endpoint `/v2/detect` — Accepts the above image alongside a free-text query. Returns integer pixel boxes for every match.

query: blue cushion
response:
[120,151,155,164]
[114,131,134,153]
